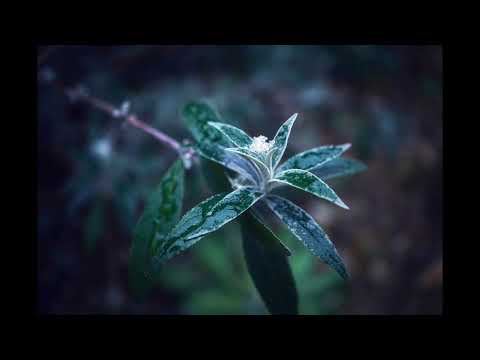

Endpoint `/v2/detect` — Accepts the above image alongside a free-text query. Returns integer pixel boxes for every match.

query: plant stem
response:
[39,69,183,154]
[80,93,182,152]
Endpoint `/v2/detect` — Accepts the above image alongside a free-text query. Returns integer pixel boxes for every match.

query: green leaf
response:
[225,147,270,175]
[182,102,260,184]
[156,187,264,263]
[129,159,185,297]
[241,211,298,315]
[182,101,230,147]
[312,157,368,180]
[199,157,233,194]
[185,290,245,315]
[270,169,349,209]
[270,113,298,170]
[195,142,260,185]
[276,143,351,173]
[208,122,253,148]
[264,195,349,280]
[250,204,291,256]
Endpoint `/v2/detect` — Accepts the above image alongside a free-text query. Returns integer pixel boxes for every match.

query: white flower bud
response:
[249,135,274,153]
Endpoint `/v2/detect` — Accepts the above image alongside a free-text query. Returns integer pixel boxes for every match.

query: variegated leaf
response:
[129,159,184,296]
[312,157,368,180]
[195,142,260,185]
[208,122,253,148]
[182,101,260,185]
[182,101,229,147]
[276,143,351,173]
[270,113,298,170]
[225,147,270,175]
[156,187,264,263]
[264,195,349,280]
[270,169,349,209]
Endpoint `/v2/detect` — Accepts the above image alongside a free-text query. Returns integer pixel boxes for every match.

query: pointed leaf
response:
[129,159,184,297]
[270,113,298,170]
[250,203,291,256]
[182,101,229,147]
[208,122,253,148]
[270,169,349,209]
[241,211,298,315]
[182,102,260,185]
[264,195,349,280]
[276,143,351,173]
[157,187,264,262]
[225,147,270,175]
[312,157,368,180]
[195,142,260,185]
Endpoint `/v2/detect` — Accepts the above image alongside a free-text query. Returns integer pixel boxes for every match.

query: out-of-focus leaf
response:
[270,169,349,209]
[84,200,105,253]
[276,144,351,173]
[194,229,243,290]
[301,272,347,315]
[270,113,297,170]
[241,211,298,315]
[264,195,349,280]
[311,157,367,180]
[302,270,345,294]
[291,247,313,278]
[185,290,244,315]
[182,101,230,147]
[156,187,264,263]
[129,158,184,298]
[208,121,253,148]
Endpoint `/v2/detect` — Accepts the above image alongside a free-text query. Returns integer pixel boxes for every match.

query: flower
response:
[249,135,274,153]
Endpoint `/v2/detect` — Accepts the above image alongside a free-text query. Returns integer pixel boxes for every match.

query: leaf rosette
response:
[129,100,367,313]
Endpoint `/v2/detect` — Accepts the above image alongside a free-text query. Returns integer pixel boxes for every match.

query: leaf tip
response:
[337,198,350,210]
[340,268,350,280]
[289,113,298,123]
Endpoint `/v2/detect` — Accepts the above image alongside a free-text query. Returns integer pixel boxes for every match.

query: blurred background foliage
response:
[37,45,442,314]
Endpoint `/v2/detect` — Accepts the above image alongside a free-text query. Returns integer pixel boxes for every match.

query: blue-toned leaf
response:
[129,159,185,297]
[182,101,260,185]
[312,157,368,180]
[270,169,349,209]
[182,101,229,147]
[156,187,264,263]
[250,203,291,256]
[270,113,298,170]
[264,195,349,280]
[276,143,351,173]
[225,147,270,175]
[195,142,260,185]
[208,122,253,148]
[241,210,298,315]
